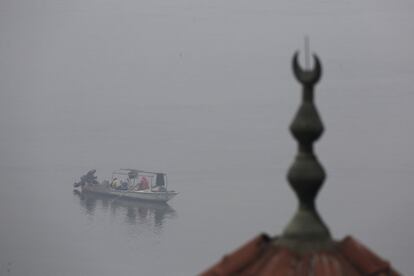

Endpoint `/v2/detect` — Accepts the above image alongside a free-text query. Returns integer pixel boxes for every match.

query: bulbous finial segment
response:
[278,51,332,251]
[292,51,322,86]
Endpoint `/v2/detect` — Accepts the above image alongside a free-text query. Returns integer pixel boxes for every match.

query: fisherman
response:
[138,176,149,190]
[111,177,117,188]
[121,179,129,190]
[111,177,121,189]
[153,173,166,191]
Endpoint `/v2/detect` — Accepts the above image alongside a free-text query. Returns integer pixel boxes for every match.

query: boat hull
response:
[81,184,178,203]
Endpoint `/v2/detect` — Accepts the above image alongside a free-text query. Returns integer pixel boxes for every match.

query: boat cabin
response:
[110,169,168,192]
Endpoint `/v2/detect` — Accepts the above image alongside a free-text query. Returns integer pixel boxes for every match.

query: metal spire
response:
[277,51,332,251]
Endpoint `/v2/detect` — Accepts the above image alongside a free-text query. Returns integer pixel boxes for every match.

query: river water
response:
[1,0,414,275]
[0,103,412,275]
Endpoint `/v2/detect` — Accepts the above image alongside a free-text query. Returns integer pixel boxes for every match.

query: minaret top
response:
[277,51,332,251]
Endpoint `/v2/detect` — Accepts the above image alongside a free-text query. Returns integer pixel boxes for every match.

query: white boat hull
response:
[81,184,178,203]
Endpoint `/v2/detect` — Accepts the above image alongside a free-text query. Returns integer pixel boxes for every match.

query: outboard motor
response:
[74,170,98,188]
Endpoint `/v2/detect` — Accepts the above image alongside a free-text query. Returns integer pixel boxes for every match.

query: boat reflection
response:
[73,190,177,231]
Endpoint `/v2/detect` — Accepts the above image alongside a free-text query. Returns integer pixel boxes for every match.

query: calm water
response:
[1,0,414,275]
[0,103,413,276]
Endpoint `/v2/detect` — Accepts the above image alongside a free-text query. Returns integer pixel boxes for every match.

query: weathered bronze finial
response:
[278,51,332,251]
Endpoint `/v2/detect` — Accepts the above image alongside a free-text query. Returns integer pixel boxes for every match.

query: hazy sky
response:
[1,0,414,167]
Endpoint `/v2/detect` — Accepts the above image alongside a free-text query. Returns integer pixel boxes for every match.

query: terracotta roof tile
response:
[339,236,399,275]
[255,248,296,276]
[201,236,400,276]
[201,234,271,276]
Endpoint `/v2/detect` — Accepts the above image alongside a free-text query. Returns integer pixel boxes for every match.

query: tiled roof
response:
[201,235,399,276]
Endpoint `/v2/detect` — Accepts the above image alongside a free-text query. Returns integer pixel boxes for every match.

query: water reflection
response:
[73,190,177,232]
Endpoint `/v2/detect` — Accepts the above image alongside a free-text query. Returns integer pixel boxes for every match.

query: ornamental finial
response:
[277,50,332,251]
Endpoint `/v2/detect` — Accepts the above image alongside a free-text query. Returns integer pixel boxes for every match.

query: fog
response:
[0,0,413,275]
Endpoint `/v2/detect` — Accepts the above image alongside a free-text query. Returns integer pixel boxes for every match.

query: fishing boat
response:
[74,169,178,203]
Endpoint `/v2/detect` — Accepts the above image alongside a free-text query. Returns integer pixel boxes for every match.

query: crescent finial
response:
[292,51,322,86]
